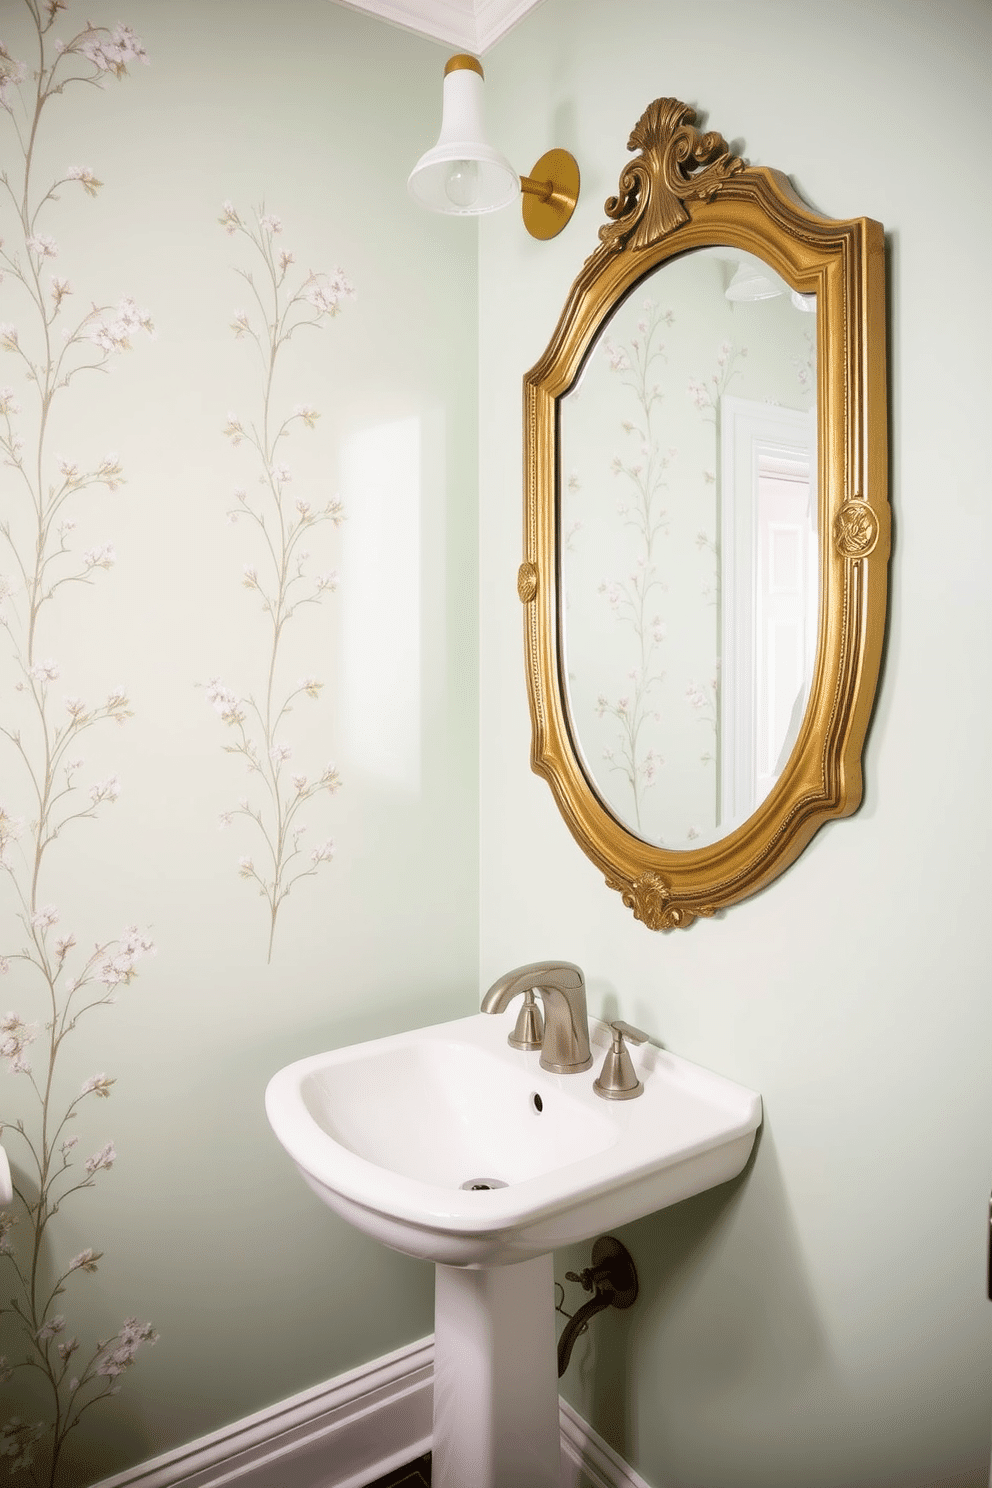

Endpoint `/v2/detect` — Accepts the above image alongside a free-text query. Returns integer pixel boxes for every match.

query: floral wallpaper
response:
[0,6,157,1479]
[209,204,353,962]
[0,0,480,1480]
[560,247,816,848]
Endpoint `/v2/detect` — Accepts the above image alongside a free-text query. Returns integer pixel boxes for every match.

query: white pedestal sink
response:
[266,1012,761,1488]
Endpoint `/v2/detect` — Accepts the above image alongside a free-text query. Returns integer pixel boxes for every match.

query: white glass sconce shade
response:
[408,56,519,216]
[725,257,783,302]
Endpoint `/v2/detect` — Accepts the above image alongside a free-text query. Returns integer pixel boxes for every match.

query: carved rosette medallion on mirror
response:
[521,99,888,930]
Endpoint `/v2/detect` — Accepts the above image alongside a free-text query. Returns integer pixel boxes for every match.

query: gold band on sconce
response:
[521,96,890,930]
[444,54,484,78]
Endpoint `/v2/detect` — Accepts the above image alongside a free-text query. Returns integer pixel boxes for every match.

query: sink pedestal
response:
[433,1254,561,1488]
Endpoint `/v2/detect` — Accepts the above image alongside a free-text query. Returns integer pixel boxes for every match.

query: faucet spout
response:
[481,961,592,1074]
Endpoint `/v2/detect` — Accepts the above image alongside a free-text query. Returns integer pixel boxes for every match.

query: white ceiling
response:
[331,0,546,53]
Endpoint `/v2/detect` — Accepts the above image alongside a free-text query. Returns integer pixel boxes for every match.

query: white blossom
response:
[26,234,58,260]
[304,271,354,317]
[0,48,28,107]
[81,1074,114,1099]
[218,201,241,234]
[0,1012,38,1073]
[95,454,126,490]
[83,543,116,571]
[68,1249,100,1273]
[66,165,102,196]
[84,1142,117,1176]
[89,776,121,806]
[96,928,153,988]
[88,298,154,354]
[94,1317,158,1377]
[77,22,148,75]
[205,678,245,726]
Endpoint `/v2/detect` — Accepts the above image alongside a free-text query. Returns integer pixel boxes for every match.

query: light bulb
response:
[444,159,480,209]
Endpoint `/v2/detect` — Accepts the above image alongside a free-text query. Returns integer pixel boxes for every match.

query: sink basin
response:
[268,1006,762,1487]
[265,1010,761,1267]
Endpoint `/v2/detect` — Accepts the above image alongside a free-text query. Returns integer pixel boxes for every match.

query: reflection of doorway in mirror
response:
[719,398,818,832]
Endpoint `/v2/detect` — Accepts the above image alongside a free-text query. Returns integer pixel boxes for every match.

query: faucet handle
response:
[609,1020,649,1047]
[507,989,544,1051]
[593,1020,651,1101]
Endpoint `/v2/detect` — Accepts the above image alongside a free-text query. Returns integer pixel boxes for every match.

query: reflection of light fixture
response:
[408,55,580,241]
[725,258,817,313]
[725,259,782,302]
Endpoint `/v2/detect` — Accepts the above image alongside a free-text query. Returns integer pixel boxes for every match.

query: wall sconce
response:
[408,55,580,241]
[726,255,817,312]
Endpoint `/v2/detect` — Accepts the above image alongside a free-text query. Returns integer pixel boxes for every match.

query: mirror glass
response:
[559,245,818,850]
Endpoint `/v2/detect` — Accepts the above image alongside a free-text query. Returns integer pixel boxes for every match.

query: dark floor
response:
[365,1452,431,1487]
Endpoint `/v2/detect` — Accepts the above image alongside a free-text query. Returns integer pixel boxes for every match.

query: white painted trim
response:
[329,0,547,53]
[559,1398,656,1488]
[91,1337,433,1488]
[92,1337,650,1488]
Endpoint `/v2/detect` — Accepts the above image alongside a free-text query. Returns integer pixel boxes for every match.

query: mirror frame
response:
[521,98,888,930]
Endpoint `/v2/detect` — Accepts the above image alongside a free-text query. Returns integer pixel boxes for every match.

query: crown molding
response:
[331,0,547,52]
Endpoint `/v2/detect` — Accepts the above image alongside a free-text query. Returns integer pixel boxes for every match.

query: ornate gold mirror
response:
[521,99,888,929]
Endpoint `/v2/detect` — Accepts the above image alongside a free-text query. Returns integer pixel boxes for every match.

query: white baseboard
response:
[559,1398,653,1488]
[93,1336,652,1488]
[92,1337,433,1488]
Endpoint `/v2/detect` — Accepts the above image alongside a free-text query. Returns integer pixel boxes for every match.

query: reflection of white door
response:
[719,397,817,829]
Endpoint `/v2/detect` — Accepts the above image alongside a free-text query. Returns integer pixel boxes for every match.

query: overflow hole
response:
[532,1092,544,1113]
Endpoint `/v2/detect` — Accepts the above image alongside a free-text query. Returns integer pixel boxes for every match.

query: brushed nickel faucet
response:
[481,961,592,1074]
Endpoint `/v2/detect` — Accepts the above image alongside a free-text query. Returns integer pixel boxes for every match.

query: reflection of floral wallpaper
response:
[0,6,156,1479]
[208,205,353,962]
[561,248,814,848]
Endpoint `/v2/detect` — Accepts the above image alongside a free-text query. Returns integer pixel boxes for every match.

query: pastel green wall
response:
[4,1,991,1484]
[0,1,476,1478]
[480,1,992,1484]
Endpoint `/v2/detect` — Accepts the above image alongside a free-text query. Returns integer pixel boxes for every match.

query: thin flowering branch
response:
[0,4,156,1480]
[595,562,667,830]
[686,670,719,766]
[210,203,352,961]
[686,337,746,419]
[606,301,676,552]
[590,301,677,829]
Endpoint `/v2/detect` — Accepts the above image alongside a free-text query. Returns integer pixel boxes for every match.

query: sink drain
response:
[460,1177,508,1191]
